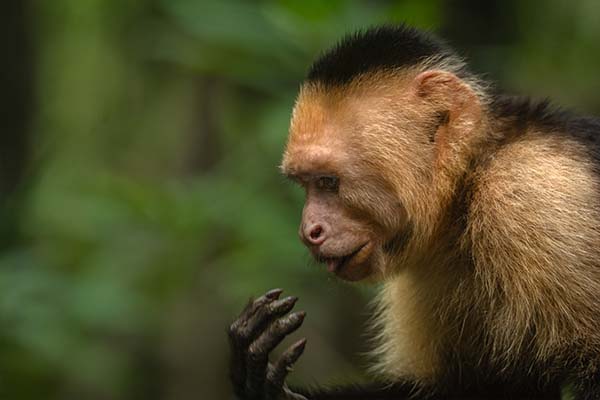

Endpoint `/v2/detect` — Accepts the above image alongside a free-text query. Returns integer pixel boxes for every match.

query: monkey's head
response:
[281,26,486,281]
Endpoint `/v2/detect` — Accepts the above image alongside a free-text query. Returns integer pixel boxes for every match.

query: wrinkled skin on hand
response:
[228,289,308,400]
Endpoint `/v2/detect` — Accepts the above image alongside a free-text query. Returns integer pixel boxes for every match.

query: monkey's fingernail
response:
[293,338,307,352]
[292,311,307,321]
[266,288,284,299]
[288,339,307,363]
[271,296,298,313]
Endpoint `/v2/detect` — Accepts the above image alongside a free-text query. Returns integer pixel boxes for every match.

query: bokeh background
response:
[2,0,600,398]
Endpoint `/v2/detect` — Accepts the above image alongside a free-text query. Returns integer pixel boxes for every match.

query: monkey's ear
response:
[413,70,483,157]
[413,70,478,110]
[413,69,482,141]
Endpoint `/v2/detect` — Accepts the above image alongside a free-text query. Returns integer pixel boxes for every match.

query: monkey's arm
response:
[227,290,569,400]
[228,289,418,400]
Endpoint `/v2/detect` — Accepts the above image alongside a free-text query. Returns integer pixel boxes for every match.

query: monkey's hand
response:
[229,289,308,400]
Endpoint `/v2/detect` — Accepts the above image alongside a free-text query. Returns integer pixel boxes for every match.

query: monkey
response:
[228,25,600,400]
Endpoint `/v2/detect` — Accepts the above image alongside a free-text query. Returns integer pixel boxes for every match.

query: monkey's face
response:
[296,173,378,281]
[281,82,419,281]
[282,159,381,282]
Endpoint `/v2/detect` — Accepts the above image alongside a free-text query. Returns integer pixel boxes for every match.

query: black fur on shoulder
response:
[491,94,600,169]
[307,24,458,86]
[491,95,570,132]
[491,95,600,142]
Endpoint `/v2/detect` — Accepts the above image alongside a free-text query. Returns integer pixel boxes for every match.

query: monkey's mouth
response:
[318,242,370,276]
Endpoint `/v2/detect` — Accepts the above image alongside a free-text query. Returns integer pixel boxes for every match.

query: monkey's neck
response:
[422,102,526,247]
[420,129,492,247]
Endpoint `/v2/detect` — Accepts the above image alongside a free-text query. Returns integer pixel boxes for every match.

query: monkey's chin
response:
[326,242,374,281]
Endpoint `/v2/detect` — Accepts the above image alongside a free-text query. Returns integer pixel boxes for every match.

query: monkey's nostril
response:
[306,224,326,245]
[310,226,323,240]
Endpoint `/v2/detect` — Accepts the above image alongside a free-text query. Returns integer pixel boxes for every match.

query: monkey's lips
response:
[318,242,373,281]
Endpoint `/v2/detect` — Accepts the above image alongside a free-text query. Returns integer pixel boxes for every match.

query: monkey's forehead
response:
[289,74,416,141]
[288,90,356,145]
[298,70,415,100]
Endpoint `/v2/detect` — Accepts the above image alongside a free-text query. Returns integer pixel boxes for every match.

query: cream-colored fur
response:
[372,133,600,385]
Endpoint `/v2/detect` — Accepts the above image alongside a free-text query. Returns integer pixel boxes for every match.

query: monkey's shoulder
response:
[474,130,600,211]
[468,124,600,254]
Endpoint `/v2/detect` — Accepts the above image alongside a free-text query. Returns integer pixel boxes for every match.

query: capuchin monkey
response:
[228,25,600,400]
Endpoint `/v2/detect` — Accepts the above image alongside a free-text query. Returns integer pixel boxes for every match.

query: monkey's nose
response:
[303,223,326,246]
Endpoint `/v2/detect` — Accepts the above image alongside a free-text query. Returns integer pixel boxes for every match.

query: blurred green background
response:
[2,0,600,398]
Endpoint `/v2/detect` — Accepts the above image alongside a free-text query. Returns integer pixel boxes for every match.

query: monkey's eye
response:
[316,176,339,192]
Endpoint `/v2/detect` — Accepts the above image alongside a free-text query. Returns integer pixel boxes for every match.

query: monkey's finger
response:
[243,296,299,341]
[229,289,284,346]
[252,312,306,359]
[265,338,307,399]
[243,289,284,320]
[231,296,298,355]
[245,312,306,398]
